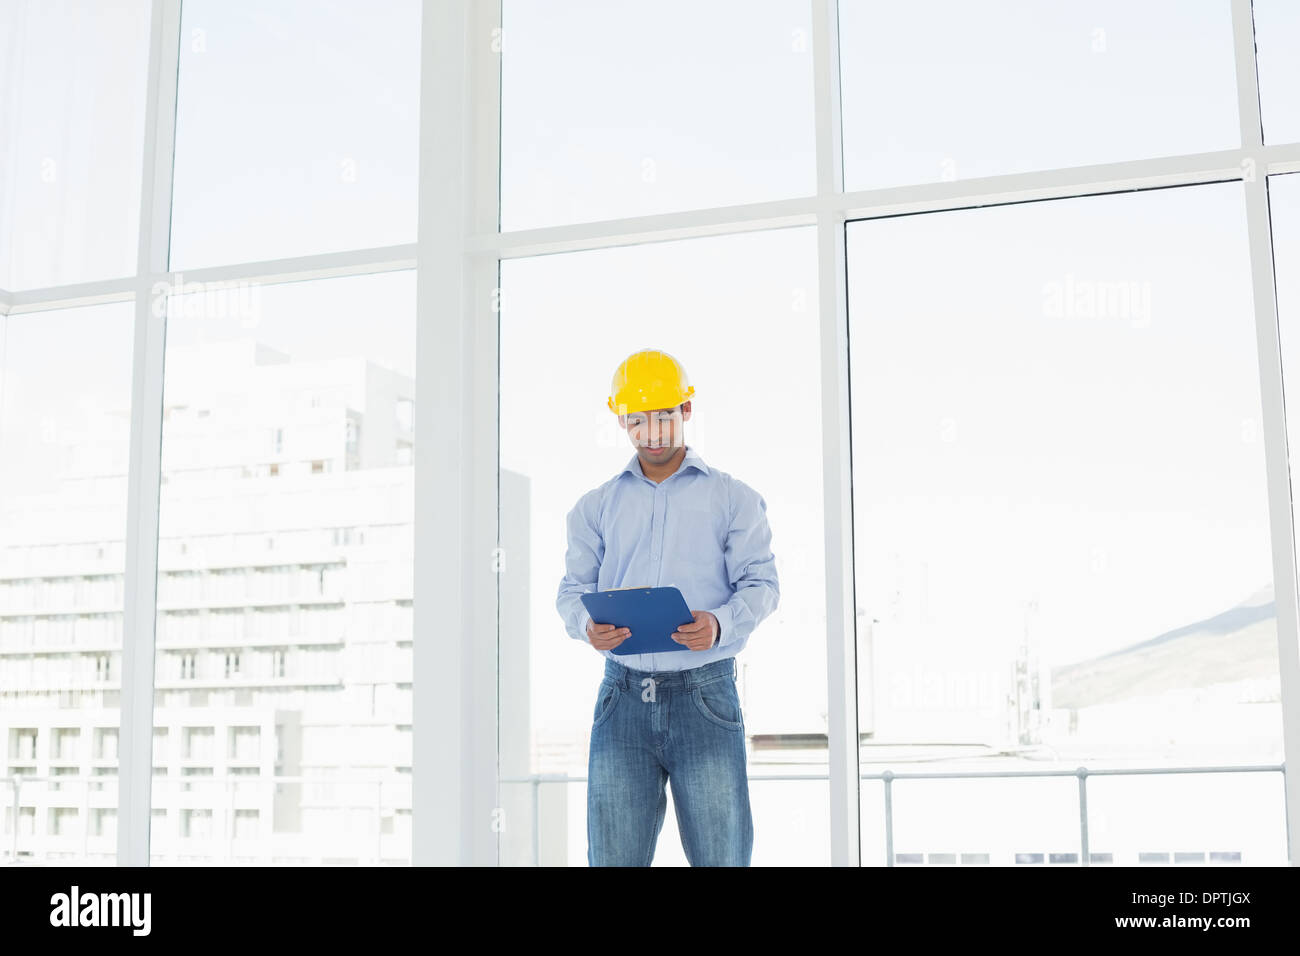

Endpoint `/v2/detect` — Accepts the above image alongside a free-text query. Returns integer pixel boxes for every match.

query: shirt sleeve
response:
[556,490,602,643]
[707,479,780,648]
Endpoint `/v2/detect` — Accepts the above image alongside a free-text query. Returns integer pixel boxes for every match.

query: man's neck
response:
[639,445,687,484]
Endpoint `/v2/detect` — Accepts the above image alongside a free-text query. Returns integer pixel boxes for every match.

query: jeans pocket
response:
[592,677,620,728]
[692,678,743,731]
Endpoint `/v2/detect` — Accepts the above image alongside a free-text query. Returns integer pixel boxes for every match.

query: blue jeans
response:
[587,656,753,866]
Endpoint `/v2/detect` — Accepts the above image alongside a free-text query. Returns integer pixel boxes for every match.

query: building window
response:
[395,397,413,433]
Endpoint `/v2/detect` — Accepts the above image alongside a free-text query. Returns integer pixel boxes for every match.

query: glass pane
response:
[0,0,151,290]
[848,183,1285,862]
[504,776,833,867]
[1254,0,1300,145]
[1087,771,1287,864]
[0,302,135,863]
[1272,174,1300,601]
[499,227,829,865]
[500,0,816,232]
[149,271,415,864]
[168,0,421,269]
[838,0,1239,191]
[889,778,1080,866]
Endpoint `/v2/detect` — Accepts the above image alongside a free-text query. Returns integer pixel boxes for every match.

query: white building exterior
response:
[1,338,416,863]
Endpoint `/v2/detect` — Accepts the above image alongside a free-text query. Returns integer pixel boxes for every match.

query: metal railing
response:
[0,773,408,866]
[500,762,1289,866]
[5,762,1285,865]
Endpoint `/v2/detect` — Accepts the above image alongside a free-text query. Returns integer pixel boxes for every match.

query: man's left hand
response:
[672,610,719,651]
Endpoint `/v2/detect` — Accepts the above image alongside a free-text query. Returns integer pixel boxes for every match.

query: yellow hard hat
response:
[607,348,695,415]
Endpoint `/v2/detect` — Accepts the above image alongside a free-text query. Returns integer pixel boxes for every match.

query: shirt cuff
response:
[709,604,734,647]
[577,608,593,643]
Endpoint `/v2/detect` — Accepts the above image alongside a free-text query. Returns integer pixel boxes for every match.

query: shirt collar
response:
[620,444,710,481]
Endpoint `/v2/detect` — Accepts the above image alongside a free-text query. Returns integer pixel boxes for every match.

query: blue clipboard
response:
[580,586,696,656]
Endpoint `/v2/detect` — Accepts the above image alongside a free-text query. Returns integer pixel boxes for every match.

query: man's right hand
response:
[586,619,630,651]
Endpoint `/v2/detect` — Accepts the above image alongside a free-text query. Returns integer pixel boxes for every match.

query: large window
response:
[168,0,420,268]
[149,271,415,864]
[3,0,1299,869]
[847,183,1286,864]
[499,228,829,865]
[500,0,817,231]
[838,0,1239,191]
[0,303,134,863]
[0,0,150,290]
[1253,0,1300,145]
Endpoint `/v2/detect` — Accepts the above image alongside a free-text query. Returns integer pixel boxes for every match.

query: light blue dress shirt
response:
[556,443,779,672]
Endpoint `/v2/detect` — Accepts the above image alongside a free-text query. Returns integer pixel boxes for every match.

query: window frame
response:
[0,0,1297,867]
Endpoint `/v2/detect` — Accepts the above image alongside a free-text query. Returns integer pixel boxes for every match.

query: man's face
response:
[620,402,692,465]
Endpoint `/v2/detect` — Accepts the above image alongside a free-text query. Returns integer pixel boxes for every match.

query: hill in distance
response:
[1051,582,1280,709]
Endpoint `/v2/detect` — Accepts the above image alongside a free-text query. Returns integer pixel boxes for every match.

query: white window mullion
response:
[1234,0,1300,867]
[470,0,504,868]
[813,0,861,868]
[413,0,501,867]
[119,0,180,868]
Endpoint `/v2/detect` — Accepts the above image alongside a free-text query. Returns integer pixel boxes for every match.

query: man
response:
[555,347,780,866]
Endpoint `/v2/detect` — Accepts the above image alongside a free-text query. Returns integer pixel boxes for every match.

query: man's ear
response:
[681,401,692,422]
